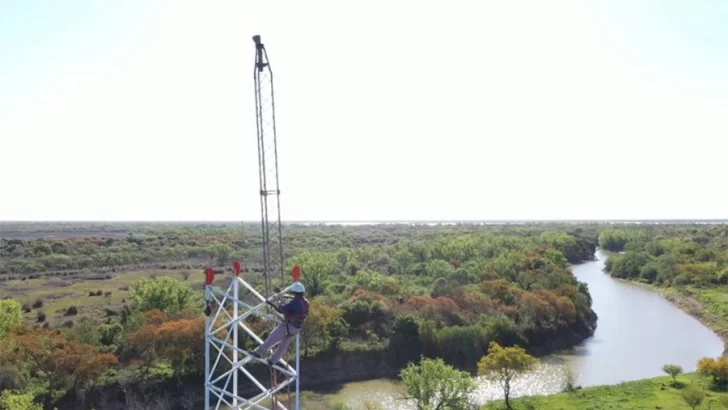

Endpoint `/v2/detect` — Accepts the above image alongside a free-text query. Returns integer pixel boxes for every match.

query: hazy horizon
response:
[2,218,727,224]
[2,1,727,221]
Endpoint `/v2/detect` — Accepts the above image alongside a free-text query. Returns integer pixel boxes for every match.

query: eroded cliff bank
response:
[55,315,596,410]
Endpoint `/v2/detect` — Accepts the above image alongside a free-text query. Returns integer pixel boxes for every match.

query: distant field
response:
[0,267,259,327]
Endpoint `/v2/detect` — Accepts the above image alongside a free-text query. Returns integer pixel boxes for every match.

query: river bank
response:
[665,289,728,356]
[614,279,728,356]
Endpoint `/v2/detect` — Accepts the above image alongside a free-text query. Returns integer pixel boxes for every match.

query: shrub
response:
[37,311,46,322]
[562,367,577,392]
[681,385,705,409]
[65,306,78,316]
[0,389,42,410]
[32,298,43,309]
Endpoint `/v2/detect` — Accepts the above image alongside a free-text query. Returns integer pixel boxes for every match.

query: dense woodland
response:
[599,225,728,286]
[0,221,725,409]
[0,222,602,275]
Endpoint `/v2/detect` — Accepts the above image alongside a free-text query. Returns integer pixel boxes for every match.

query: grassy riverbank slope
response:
[482,372,728,410]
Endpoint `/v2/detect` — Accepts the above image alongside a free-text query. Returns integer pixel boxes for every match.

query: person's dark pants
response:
[253,322,301,363]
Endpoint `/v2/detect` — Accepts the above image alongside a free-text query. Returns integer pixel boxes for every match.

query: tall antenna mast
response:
[253,34,285,297]
[203,34,300,410]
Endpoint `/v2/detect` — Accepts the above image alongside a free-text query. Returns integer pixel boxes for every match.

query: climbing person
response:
[251,281,309,366]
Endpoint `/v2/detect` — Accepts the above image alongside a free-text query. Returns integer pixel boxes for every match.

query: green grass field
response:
[482,373,728,410]
[0,269,206,326]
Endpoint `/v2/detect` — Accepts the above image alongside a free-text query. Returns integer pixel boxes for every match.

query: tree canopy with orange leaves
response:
[124,310,206,380]
[8,325,118,397]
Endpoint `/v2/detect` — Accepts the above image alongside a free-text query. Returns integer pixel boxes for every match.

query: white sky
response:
[1,1,727,221]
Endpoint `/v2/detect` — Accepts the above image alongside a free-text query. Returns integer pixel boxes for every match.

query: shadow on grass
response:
[708,382,728,393]
[668,380,687,389]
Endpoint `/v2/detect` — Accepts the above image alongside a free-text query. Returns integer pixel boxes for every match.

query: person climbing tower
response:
[252,281,309,366]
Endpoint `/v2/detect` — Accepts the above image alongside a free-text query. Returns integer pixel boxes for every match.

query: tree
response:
[288,252,337,297]
[11,326,117,397]
[388,315,421,367]
[123,310,170,376]
[0,389,42,410]
[155,317,205,380]
[697,356,728,387]
[300,300,345,357]
[212,243,234,265]
[680,385,705,410]
[400,356,475,410]
[0,300,23,338]
[477,342,537,410]
[125,322,162,374]
[128,277,201,314]
[124,312,206,380]
[661,364,682,384]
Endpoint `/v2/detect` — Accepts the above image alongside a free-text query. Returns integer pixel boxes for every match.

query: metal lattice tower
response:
[203,34,300,410]
[254,34,285,296]
[203,267,301,409]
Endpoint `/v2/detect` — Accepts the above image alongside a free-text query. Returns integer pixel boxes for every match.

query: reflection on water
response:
[311,249,725,409]
[306,379,413,409]
[308,362,570,410]
[471,359,570,404]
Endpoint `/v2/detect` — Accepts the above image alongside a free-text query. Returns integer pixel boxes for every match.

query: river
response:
[306,249,725,409]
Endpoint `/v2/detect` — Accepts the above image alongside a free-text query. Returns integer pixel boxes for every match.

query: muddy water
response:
[308,249,725,409]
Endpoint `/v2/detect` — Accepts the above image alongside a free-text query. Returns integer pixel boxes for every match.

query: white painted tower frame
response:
[204,267,301,410]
